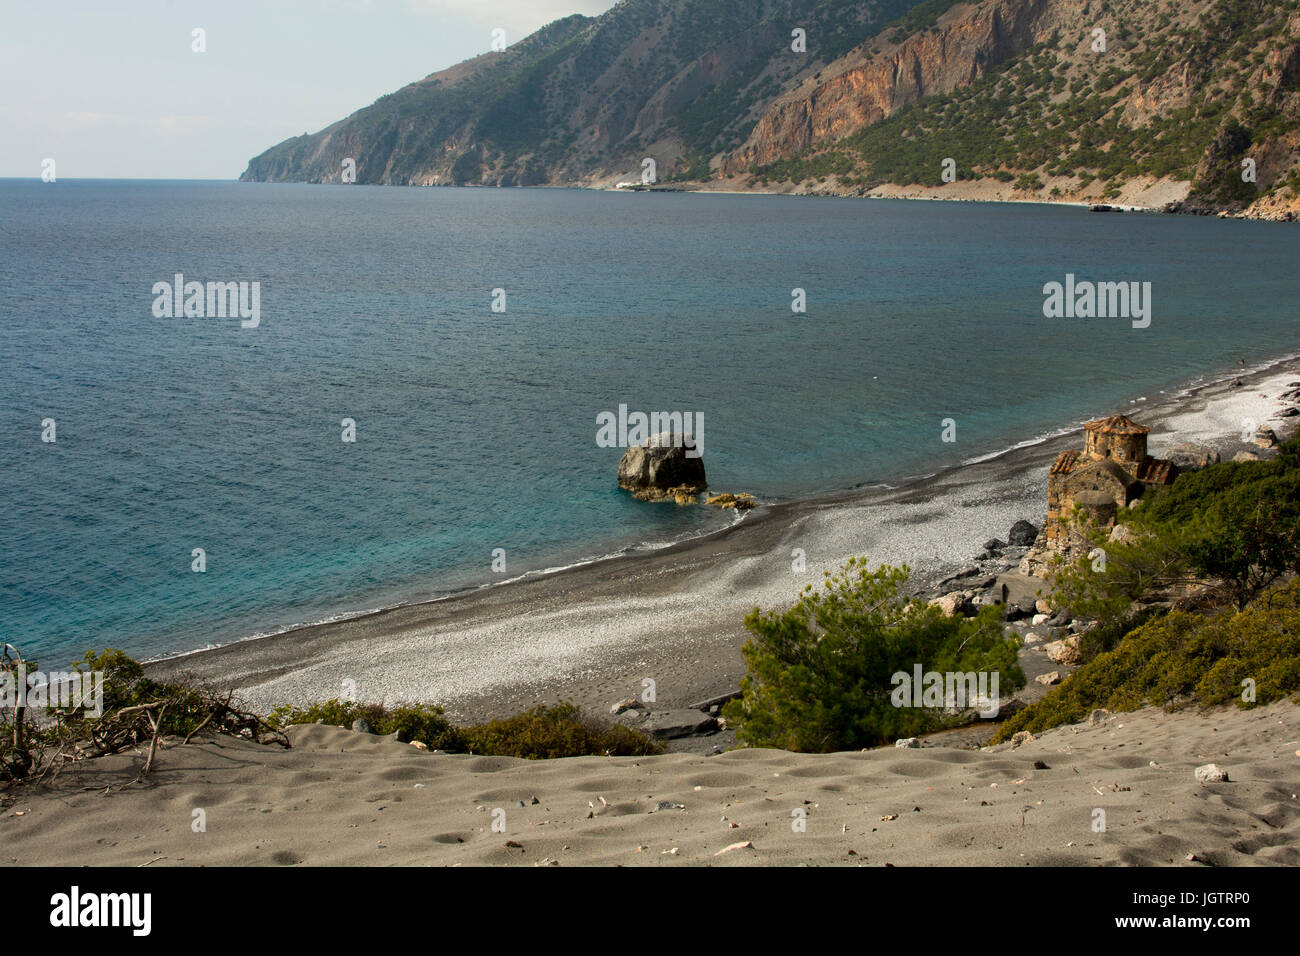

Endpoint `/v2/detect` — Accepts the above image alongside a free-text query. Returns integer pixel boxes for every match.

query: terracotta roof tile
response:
[1084,414,1150,435]
[1051,449,1081,475]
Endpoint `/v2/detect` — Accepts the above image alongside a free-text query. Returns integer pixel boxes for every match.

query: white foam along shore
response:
[144,349,1300,721]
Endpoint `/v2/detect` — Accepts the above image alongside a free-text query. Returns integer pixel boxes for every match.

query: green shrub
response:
[270,698,661,758]
[461,702,663,758]
[269,699,464,750]
[723,559,1024,752]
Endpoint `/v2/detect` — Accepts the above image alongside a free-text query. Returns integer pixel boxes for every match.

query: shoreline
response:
[149,348,1300,723]
[150,345,1300,671]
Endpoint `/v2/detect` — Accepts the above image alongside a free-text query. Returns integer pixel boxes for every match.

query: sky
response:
[0,0,618,179]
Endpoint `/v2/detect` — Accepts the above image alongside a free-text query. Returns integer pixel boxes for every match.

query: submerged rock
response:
[617,431,707,502]
[705,492,755,511]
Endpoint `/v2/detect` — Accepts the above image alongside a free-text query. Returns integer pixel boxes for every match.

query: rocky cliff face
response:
[724,0,1053,175]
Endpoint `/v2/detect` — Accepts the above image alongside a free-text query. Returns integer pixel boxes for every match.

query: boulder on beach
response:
[617,431,707,502]
[930,590,973,616]
[1254,426,1279,448]
[1044,635,1082,665]
[1007,520,1039,547]
[1166,443,1220,472]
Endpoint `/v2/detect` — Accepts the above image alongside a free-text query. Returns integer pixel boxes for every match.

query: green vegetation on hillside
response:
[990,438,1300,743]
[748,0,1300,206]
[991,579,1300,742]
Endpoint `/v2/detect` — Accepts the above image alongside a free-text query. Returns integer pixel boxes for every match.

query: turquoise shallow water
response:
[2,180,1297,663]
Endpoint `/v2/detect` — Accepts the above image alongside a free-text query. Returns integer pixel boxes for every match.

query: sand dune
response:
[5,701,1297,867]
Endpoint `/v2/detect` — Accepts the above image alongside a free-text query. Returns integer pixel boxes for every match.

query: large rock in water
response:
[617,432,707,502]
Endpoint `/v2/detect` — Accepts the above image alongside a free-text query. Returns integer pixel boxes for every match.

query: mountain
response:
[724,0,1300,218]
[242,0,1300,219]
[241,0,920,187]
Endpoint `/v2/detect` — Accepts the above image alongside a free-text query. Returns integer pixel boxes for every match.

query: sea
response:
[2,180,1297,664]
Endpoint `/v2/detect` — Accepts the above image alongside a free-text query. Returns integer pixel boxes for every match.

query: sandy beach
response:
[146,352,1300,727]
[4,699,1297,866]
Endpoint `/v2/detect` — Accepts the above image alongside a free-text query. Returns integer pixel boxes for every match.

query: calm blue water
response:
[2,180,1298,664]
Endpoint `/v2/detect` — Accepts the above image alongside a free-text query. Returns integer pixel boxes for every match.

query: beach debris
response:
[609,697,644,716]
[714,841,754,856]
[895,737,920,749]
[530,796,540,805]
[409,740,429,751]
[1009,731,1034,749]
[654,801,685,812]
[1033,760,1050,770]
[662,847,679,855]
[1036,671,1061,686]
[1194,763,1229,784]
[691,689,742,713]
[1088,709,1112,727]
[880,813,898,821]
